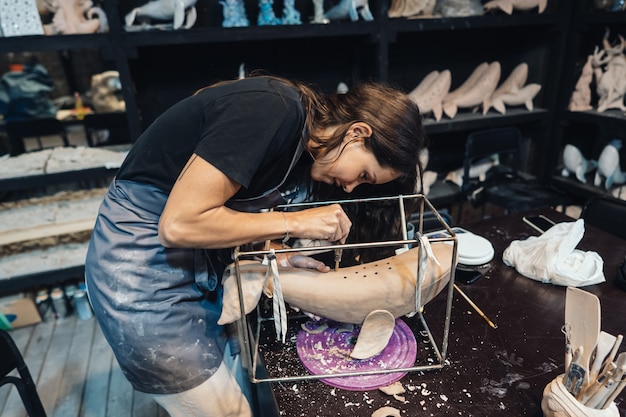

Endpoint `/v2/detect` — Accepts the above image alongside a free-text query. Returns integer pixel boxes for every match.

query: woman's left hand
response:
[277,254,330,272]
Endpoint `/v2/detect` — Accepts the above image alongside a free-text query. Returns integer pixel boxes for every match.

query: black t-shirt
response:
[116,77,305,200]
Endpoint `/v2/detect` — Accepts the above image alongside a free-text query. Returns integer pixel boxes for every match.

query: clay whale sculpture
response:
[409,70,452,121]
[483,63,532,115]
[219,241,455,359]
[483,0,547,14]
[442,61,501,119]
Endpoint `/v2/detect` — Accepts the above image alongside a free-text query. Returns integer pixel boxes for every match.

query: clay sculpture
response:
[595,139,625,189]
[569,55,594,112]
[592,32,626,113]
[408,70,451,121]
[125,0,198,30]
[483,63,540,115]
[388,0,436,18]
[483,0,548,14]
[562,144,597,183]
[41,0,108,34]
[442,61,501,119]
[219,241,455,359]
[323,0,374,21]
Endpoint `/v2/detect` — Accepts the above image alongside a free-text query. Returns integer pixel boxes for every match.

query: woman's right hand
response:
[288,204,352,243]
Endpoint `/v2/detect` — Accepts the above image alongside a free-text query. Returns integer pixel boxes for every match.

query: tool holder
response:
[230,194,458,385]
[542,374,619,417]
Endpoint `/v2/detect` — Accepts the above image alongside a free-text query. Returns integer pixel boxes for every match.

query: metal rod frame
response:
[231,194,458,384]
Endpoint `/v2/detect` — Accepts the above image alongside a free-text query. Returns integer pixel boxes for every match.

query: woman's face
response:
[310,123,400,193]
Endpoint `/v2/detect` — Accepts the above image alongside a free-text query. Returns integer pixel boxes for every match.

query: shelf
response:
[423,108,549,134]
[565,109,626,125]
[0,33,111,53]
[0,166,118,193]
[551,175,614,201]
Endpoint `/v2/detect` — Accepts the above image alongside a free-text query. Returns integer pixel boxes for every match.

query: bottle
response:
[73,289,93,320]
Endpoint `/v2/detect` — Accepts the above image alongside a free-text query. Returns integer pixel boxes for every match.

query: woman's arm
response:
[158,154,351,249]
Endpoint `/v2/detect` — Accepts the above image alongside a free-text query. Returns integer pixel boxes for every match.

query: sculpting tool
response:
[334,248,343,272]
[454,284,497,329]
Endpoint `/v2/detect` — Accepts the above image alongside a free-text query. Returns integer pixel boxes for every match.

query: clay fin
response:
[350,310,396,359]
[218,260,269,325]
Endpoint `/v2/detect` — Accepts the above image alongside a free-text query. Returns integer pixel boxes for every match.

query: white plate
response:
[427,227,494,266]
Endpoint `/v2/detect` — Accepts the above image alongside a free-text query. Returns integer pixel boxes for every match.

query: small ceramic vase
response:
[542,374,619,417]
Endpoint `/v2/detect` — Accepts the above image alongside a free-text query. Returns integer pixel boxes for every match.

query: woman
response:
[85,75,426,417]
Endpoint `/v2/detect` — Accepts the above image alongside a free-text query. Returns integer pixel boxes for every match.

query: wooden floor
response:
[1,313,169,417]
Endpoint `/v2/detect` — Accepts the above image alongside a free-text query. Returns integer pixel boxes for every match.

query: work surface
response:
[257,209,626,417]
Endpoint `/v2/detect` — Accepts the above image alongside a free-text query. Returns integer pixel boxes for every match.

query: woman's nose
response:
[343,181,359,193]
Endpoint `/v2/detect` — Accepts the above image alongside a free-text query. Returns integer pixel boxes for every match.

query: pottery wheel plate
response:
[296,319,417,391]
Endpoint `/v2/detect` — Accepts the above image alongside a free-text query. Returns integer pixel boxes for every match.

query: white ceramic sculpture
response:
[595,139,625,189]
[219,242,454,358]
[562,144,597,183]
[483,0,547,14]
[310,0,330,23]
[483,63,528,115]
[591,32,626,113]
[125,0,197,30]
[408,69,451,121]
[90,70,125,113]
[442,61,501,119]
[41,0,108,35]
[323,0,374,21]
[542,375,619,417]
[388,0,436,18]
[221,0,250,27]
[569,55,595,112]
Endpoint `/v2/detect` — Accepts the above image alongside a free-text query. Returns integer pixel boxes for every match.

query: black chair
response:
[83,112,131,147]
[0,329,47,417]
[580,195,626,240]
[460,127,569,220]
[5,117,69,156]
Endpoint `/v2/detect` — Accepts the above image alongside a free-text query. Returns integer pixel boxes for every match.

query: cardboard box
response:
[0,297,42,330]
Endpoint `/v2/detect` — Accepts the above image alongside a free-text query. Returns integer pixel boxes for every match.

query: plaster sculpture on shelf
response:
[434,0,483,17]
[90,70,125,113]
[125,0,198,30]
[491,83,541,113]
[561,144,597,183]
[594,139,625,189]
[41,0,108,35]
[591,31,626,113]
[442,61,501,119]
[483,0,548,14]
[408,70,451,121]
[324,0,374,22]
[281,0,302,24]
[388,0,435,19]
[221,0,250,27]
[258,0,281,25]
[483,62,528,115]
[568,55,594,112]
[219,240,455,358]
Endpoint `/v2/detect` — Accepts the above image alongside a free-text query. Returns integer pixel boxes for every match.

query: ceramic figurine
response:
[592,31,626,113]
[569,55,595,112]
[595,139,625,189]
[258,0,281,25]
[221,0,250,27]
[434,0,483,17]
[483,0,548,14]
[281,0,302,24]
[41,0,108,35]
[494,83,541,113]
[219,239,454,358]
[442,61,501,119]
[388,0,435,18]
[324,0,374,21]
[542,375,619,417]
[310,0,330,23]
[125,0,197,30]
[408,70,451,121]
[562,144,596,183]
[90,71,125,113]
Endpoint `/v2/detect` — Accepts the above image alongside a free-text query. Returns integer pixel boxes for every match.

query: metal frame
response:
[231,194,458,384]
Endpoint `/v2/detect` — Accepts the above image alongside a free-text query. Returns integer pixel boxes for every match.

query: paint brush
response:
[454,284,497,329]
[334,248,343,272]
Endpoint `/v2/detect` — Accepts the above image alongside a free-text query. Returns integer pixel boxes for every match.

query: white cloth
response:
[502,219,605,287]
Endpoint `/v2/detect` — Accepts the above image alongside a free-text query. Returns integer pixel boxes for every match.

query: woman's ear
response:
[349,122,373,139]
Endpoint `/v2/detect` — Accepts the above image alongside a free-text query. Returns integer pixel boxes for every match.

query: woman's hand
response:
[288,204,352,244]
[277,254,331,272]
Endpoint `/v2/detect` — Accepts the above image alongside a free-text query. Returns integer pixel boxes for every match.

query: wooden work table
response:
[253,208,626,417]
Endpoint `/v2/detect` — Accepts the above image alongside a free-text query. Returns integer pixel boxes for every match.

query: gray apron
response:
[85,142,303,394]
